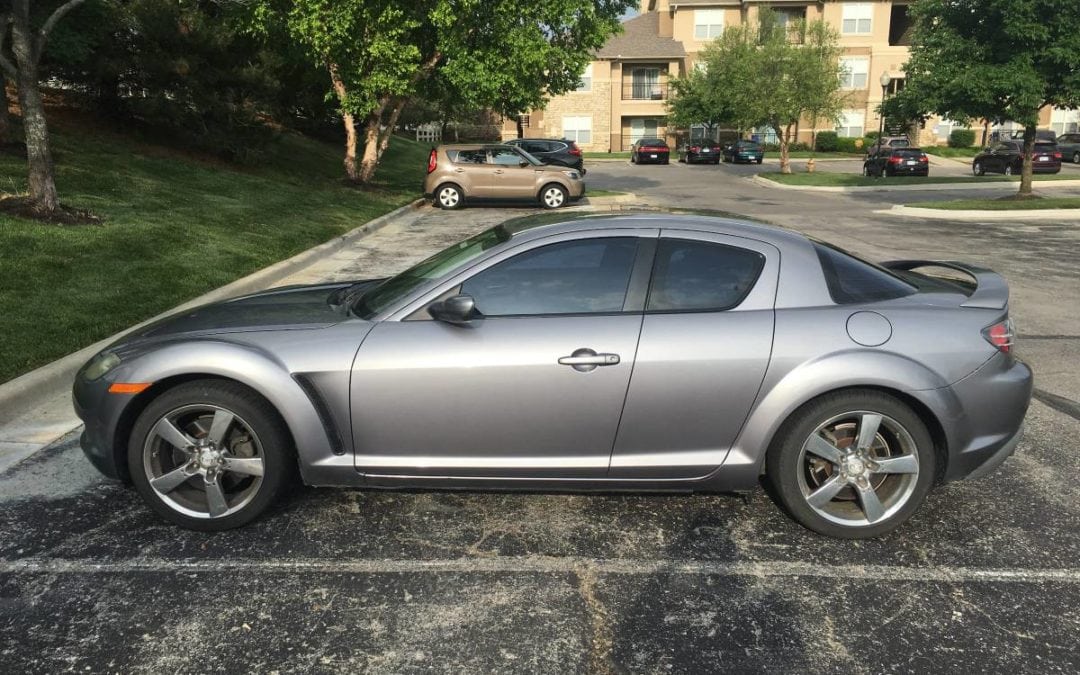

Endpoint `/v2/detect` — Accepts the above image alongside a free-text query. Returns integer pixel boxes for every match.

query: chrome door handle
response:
[493,169,505,174]
[453,168,466,173]
[559,348,620,372]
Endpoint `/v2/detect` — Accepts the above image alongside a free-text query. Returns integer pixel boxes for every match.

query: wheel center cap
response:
[198,450,216,468]
[844,457,866,476]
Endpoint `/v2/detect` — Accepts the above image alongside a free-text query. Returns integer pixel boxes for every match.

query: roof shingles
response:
[596,13,686,59]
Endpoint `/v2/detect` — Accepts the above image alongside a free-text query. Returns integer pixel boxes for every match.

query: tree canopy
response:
[898,0,1080,195]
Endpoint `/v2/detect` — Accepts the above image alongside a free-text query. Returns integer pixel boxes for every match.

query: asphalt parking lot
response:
[3,163,1080,673]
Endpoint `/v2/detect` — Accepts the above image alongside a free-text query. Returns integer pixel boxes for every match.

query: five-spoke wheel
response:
[767,390,935,538]
[129,380,293,530]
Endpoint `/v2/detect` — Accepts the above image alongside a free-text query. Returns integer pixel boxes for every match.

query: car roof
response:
[437,144,520,150]
[507,138,570,143]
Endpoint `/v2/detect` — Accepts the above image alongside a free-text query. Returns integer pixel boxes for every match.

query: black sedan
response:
[722,140,764,164]
[972,141,1062,176]
[504,138,585,174]
[681,140,722,164]
[630,138,670,164]
[863,148,930,177]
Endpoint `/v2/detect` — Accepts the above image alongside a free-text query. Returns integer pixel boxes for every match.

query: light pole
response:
[878,71,892,138]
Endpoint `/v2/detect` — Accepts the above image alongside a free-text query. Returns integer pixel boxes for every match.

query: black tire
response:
[862,164,870,177]
[128,379,295,531]
[662,158,669,165]
[1073,151,1080,164]
[756,158,763,164]
[434,183,464,209]
[712,159,720,165]
[630,152,637,164]
[973,161,985,176]
[538,183,568,209]
[1004,164,1014,176]
[765,389,936,539]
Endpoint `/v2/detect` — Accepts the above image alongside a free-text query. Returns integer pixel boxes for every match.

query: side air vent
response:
[293,374,345,455]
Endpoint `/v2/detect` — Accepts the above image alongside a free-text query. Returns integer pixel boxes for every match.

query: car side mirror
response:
[429,294,477,325]
[519,160,530,168]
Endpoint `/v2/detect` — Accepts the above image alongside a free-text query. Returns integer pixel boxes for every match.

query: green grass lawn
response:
[758,171,1078,187]
[586,189,627,197]
[584,152,630,160]
[906,196,1080,210]
[0,122,427,383]
[921,146,983,158]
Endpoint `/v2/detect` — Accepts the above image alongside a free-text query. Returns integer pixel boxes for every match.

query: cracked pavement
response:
[2,161,1080,673]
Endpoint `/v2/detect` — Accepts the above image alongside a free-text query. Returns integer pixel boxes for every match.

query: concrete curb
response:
[878,204,1080,221]
[751,175,1080,193]
[0,198,426,427]
[584,193,639,205]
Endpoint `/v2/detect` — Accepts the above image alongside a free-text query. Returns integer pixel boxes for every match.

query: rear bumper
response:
[934,353,1033,481]
[636,153,669,164]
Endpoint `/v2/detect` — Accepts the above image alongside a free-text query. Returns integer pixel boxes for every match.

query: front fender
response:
[711,349,960,489]
[109,339,338,484]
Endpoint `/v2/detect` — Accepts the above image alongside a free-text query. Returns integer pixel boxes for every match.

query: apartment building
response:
[503,0,1080,151]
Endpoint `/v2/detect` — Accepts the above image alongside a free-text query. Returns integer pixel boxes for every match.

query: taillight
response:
[568,142,582,156]
[1054,151,1062,160]
[919,155,929,162]
[983,318,1015,354]
[427,149,437,173]
[690,146,700,152]
[888,156,902,164]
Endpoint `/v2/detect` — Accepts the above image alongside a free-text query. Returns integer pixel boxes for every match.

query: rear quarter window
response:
[647,239,765,312]
[813,242,916,305]
[449,149,487,164]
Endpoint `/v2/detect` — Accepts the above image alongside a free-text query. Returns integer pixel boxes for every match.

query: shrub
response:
[948,128,976,148]
[815,131,839,152]
[864,130,881,140]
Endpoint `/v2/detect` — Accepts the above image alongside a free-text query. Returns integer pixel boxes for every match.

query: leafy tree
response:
[666,66,731,140]
[900,0,1080,196]
[670,9,844,173]
[0,0,88,214]
[252,0,631,184]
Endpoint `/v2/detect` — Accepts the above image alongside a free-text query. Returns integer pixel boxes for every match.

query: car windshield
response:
[353,227,512,318]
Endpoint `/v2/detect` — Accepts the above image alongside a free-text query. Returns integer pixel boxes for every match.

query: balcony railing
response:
[622,82,669,101]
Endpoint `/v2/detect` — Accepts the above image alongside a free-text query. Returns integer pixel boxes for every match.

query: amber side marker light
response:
[108,382,152,394]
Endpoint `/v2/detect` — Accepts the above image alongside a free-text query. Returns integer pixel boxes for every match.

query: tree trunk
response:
[358,110,382,184]
[10,27,58,212]
[1019,124,1035,197]
[0,73,10,144]
[328,63,359,182]
[375,97,407,163]
[775,123,792,174]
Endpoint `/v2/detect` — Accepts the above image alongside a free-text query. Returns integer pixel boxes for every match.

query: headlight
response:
[83,352,121,380]
[562,170,580,180]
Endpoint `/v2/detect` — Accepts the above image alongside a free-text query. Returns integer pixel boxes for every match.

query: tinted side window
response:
[451,149,487,164]
[647,239,765,312]
[521,141,547,154]
[813,242,916,304]
[462,238,639,317]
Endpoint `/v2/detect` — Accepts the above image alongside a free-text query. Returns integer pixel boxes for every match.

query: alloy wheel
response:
[542,186,566,208]
[1004,165,1013,176]
[1073,151,1079,164]
[796,411,920,527]
[973,162,983,176]
[438,186,461,208]
[142,404,266,519]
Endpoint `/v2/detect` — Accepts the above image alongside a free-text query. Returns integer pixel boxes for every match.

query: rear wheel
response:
[766,390,935,538]
[435,183,464,209]
[1004,164,1014,176]
[128,380,295,531]
[1073,151,1080,164]
[756,158,763,164]
[539,183,568,209]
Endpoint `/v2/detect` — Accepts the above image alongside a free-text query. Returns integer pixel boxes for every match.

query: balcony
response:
[622,81,670,101]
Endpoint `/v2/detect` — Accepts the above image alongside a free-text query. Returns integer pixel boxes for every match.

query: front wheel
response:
[128,380,295,531]
[1004,164,1014,176]
[766,390,935,538]
[973,161,985,176]
[756,158,763,164]
[539,183,568,209]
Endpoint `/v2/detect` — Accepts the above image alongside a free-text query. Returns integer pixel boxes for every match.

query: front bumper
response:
[73,374,130,481]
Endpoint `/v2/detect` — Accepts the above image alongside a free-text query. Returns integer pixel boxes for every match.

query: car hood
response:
[132,281,379,341]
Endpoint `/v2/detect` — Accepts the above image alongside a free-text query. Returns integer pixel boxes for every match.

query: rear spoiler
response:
[881,260,1009,310]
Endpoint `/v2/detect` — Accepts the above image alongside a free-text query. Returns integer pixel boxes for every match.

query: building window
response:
[776,7,807,28]
[752,126,779,144]
[1050,107,1080,135]
[839,57,869,89]
[629,118,660,142]
[836,110,865,137]
[576,64,593,92]
[842,3,873,35]
[694,9,724,40]
[563,116,592,144]
[934,118,967,141]
[630,68,662,99]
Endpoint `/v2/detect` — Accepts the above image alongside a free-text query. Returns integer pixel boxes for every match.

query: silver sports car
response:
[74,213,1032,538]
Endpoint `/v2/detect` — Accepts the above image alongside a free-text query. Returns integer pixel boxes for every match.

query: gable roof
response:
[596,12,686,59]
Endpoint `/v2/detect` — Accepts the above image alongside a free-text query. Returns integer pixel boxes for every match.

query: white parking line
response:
[5,557,1080,584]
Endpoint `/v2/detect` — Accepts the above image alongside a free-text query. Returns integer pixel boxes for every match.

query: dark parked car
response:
[863,147,930,177]
[863,135,910,158]
[722,140,764,164]
[504,138,585,174]
[681,140,723,164]
[972,141,1062,176]
[1056,132,1080,164]
[630,138,670,164]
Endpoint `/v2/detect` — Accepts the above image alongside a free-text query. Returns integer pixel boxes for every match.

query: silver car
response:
[74,213,1032,538]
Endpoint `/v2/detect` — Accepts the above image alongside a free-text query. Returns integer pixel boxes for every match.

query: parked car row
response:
[972,140,1062,176]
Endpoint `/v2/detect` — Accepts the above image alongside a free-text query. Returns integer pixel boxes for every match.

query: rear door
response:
[609,230,779,479]
[449,148,497,198]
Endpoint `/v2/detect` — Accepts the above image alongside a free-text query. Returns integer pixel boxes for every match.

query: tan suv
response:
[423,144,585,210]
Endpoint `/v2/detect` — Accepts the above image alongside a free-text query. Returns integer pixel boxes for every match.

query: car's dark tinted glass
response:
[491,147,525,165]
[647,239,765,312]
[451,149,487,164]
[813,242,917,304]
[462,238,639,317]
[638,138,666,146]
[894,149,924,157]
[735,141,760,149]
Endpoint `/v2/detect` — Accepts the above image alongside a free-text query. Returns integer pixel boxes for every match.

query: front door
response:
[351,233,655,478]
[488,146,540,199]
[609,231,779,479]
